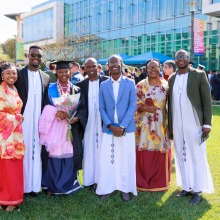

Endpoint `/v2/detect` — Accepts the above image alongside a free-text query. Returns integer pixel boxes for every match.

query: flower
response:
[52,93,80,141]
[52,93,80,118]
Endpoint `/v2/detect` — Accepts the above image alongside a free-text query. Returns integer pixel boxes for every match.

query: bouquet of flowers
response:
[52,93,80,140]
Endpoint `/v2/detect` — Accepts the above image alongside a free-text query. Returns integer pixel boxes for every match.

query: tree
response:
[41,32,102,63]
[1,38,16,59]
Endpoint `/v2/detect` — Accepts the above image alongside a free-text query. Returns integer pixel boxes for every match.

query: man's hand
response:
[202,127,211,138]
[110,126,124,137]
[69,117,79,125]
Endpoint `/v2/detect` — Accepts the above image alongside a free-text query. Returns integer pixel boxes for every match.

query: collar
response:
[111,75,122,83]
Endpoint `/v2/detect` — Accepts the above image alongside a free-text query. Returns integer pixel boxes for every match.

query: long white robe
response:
[22,70,42,193]
[96,76,137,196]
[83,80,102,186]
[172,73,214,193]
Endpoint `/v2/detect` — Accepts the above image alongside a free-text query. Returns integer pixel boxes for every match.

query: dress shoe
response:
[175,190,193,197]
[121,192,131,202]
[24,192,39,197]
[189,193,202,205]
[99,193,111,200]
[89,184,97,191]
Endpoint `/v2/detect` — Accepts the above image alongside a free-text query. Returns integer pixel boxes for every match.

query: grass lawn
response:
[0,106,219,220]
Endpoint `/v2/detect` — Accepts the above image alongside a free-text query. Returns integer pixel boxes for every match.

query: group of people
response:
[0,47,214,212]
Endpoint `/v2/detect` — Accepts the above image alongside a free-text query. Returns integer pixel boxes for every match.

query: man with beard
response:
[15,45,50,196]
[96,55,137,201]
[168,49,214,205]
[77,58,108,191]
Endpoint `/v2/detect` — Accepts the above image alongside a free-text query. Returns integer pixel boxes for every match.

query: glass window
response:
[212,0,220,3]
[23,9,54,43]
[159,0,167,19]
[151,0,159,21]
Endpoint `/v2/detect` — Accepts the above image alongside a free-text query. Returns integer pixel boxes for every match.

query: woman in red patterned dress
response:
[0,63,25,211]
[135,59,171,192]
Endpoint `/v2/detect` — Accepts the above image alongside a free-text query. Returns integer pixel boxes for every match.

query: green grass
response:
[1,106,220,220]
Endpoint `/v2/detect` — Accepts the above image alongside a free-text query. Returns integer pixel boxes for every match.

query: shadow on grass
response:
[0,186,212,220]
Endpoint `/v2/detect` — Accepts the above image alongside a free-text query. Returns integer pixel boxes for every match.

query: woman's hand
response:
[69,117,79,125]
[56,111,69,120]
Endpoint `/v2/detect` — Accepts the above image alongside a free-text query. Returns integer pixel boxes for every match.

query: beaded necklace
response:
[57,80,72,96]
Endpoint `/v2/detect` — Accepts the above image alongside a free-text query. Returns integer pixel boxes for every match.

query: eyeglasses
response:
[108,60,121,67]
[30,53,42,58]
[147,66,160,70]
[175,55,189,60]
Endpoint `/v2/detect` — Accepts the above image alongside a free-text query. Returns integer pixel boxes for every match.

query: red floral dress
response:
[0,82,25,159]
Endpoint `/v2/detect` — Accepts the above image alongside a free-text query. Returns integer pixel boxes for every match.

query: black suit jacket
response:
[77,75,109,117]
[15,66,50,114]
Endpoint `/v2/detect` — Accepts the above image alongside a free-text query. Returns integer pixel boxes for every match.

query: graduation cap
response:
[51,60,72,70]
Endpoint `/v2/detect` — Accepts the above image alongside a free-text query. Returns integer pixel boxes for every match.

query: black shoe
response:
[99,194,111,200]
[175,190,193,197]
[189,193,202,205]
[121,192,131,202]
[25,192,39,197]
[89,184,97,191]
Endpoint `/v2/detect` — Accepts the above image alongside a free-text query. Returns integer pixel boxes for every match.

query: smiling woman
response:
[40,60,87,196]
[0,63,25,212]
[135,59,172,192]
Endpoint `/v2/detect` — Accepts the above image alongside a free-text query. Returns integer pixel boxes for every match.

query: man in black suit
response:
[77,58,108,191]
[15,45,50,196]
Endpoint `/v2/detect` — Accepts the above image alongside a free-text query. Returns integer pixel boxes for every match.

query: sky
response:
[0,0,47,43]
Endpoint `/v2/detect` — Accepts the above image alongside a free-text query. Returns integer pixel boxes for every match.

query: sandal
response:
[5,205,20,212]
[0,205,7,211]
[47,191,54,196]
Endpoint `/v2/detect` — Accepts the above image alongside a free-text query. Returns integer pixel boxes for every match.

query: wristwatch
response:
[120,126,126,136]
[107,124,111,129]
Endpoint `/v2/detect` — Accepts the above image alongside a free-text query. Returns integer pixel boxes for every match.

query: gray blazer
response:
[168,67,212,133]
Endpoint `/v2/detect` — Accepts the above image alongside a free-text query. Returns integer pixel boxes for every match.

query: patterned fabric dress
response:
[135,78,171,191]
[0,81,25,205]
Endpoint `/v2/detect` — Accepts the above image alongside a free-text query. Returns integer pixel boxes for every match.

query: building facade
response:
[15,0,220,69]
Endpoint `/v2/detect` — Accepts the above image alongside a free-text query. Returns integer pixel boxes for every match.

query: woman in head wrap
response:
[0,63,25,211]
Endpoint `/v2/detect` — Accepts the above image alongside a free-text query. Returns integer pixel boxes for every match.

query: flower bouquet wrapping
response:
[52,93,80,140]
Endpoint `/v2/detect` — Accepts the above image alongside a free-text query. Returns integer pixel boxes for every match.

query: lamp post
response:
[186,1,199,61]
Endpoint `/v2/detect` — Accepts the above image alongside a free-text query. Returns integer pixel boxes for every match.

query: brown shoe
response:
[121,192,131,202]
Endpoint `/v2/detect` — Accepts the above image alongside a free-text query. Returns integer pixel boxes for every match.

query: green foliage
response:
[1,38,16,59]
[0,107,219,220]
[0,46,9,61]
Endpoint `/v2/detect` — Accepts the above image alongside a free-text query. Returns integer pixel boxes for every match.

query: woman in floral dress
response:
[0,63,25,211]
[135,59,171,192]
